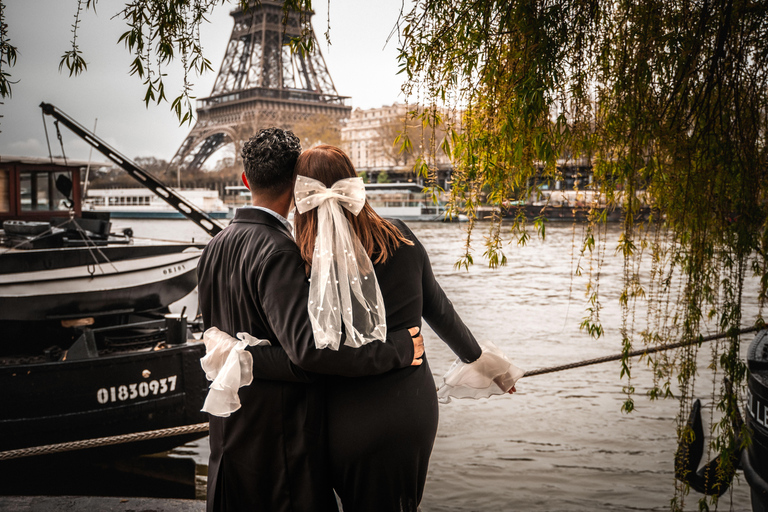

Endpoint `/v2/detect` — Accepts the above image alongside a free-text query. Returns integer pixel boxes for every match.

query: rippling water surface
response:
[119,218,760,511]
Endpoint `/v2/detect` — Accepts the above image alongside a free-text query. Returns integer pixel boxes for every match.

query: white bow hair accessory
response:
[294,175,387,350]
[200,327,271,417]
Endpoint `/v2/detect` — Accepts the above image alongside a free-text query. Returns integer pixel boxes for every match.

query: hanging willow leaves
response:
[399,1,768,509]
[0,0,17,99]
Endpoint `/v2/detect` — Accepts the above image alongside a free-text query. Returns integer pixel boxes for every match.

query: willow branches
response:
[399,1,768,507]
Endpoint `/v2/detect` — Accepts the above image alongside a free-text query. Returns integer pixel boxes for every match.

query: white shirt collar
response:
[240,205,293,234]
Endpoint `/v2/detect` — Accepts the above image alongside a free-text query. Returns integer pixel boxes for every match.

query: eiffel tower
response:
[171,1,351,171]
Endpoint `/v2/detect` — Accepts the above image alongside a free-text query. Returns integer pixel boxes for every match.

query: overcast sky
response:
[1,1,411,162]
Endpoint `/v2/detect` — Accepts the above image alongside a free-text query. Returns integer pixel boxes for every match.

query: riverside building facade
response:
[340,103,453,188]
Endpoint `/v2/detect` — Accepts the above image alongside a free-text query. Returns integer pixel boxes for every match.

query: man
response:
[197,128,423,512]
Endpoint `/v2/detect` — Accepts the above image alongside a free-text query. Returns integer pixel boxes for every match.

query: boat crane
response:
[39,102,225,238]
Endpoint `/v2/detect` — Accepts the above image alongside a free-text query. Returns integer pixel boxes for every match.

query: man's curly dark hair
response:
[241,128,302,193]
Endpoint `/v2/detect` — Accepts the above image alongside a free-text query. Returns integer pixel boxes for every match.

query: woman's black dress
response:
[249,219,482,511]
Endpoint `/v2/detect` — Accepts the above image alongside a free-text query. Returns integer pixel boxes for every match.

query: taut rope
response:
[0,422,209,461]
[523,325,762,377]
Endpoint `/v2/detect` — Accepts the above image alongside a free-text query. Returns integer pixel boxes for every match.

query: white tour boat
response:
[85,188,230,219]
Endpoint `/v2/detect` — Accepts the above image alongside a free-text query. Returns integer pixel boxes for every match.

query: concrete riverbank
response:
[0,496,204,511]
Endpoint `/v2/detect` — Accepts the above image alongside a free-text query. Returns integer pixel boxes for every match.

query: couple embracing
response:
[197,128,522,512]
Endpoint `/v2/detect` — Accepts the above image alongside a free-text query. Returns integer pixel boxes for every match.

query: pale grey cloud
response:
[7,137,44,155]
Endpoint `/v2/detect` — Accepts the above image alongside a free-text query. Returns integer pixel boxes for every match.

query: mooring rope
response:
[0,422,209,461]
[66,216,120,274]
[42,109,54,165]
[523,325,762,377]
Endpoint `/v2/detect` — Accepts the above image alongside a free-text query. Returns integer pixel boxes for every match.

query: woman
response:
[203,145,518,511]
[296,145,491,512]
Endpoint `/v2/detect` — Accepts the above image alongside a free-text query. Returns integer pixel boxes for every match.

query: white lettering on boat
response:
[747,388,768,428]
[96,375,178,404]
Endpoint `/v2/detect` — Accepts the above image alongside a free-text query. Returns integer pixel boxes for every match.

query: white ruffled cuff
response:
[200,327,271,417]
[437,341,524,402]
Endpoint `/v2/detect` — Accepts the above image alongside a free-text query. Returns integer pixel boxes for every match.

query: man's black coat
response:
[197,208,415,512]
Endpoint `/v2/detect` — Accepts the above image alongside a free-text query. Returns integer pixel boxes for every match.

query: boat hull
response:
[0,244,203,321]
[0,341,208,454]
[746,331,768,511]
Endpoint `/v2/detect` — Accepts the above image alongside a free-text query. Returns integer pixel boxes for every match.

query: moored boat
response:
[0,242,203,321]
[0,157,205,322]
[365,183,464,222]
[0,104,225,459]
[0,321,209,456]
[224,182,465,222]
[85,187,229,219]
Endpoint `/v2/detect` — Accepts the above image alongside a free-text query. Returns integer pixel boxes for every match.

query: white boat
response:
[0,240,203,321]
[365,183,463,222]
[227,183,462,221]
[225,185,253,207]
[0,107,221,461]
[85,188,230,219]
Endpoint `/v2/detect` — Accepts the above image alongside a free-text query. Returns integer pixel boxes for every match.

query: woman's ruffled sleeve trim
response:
[200,327,271,417]
[437,341,524,402]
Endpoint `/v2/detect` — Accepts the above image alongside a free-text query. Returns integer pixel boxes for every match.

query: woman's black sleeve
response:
[418,238,483,363]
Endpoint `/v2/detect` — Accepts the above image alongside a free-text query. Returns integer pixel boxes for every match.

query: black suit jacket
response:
[197,208,415,512]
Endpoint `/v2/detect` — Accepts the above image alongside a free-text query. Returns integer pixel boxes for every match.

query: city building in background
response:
[340,103,454,188]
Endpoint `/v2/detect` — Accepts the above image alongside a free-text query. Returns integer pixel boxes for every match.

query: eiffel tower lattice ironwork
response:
[171,1,351,172]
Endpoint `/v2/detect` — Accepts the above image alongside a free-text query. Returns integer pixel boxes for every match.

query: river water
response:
[116,218,761,511]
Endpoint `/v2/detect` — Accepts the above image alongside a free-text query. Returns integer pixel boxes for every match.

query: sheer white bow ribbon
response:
[200,327,271,417]
[294,175,387,350]
[437,341,525,402]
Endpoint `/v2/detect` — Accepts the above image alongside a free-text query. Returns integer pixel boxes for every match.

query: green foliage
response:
[59,0,88,77]
[112,0,226,123]
[376,171,389,184]
[0,0,16,99]
[400,1,768,506]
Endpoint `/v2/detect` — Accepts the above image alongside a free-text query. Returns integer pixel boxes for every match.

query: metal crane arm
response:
[40,102,225,238]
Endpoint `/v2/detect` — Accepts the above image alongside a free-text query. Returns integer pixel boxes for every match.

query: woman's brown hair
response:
[293,145,413,271]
